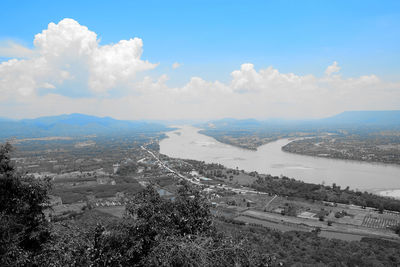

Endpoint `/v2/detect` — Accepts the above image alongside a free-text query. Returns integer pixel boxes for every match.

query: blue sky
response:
[2,0,399,83]
[0,0,399,119]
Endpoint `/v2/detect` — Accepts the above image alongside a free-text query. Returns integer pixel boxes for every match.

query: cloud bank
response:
[0,19,399,120]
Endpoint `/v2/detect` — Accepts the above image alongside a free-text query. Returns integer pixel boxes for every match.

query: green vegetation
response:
[0,113,172,139]
[33,184,400,266]
[3,141,400,266]
[36,184,278,266]
[252,175,400,212]
[52,182,143,204]
[199,113,400,166]
[394,224,400,236]
[0,143,50,266]
[283,134,400,165]
[216,220,400,266]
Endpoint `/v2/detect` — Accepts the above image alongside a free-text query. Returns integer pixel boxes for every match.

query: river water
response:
[159,126,400,192]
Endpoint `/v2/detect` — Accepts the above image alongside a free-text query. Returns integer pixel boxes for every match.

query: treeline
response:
[282,135,400,165]
[252,175,400,212]
[216,220,400,266]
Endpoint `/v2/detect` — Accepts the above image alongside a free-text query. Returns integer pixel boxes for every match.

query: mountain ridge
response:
[1,110,399,139]
[0,113,171,139]
[206,110,400,127]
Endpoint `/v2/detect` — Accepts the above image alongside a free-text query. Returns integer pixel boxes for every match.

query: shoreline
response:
[199,130,400,167]
[282,146,400,167]
[161,126,400,193]
[376,189,400,200]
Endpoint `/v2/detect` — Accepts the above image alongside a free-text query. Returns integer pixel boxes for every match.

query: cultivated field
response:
[362,214,400,229]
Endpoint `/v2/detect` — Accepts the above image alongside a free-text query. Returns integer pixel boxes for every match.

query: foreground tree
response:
[0,143,50,266]
[40,182,274,266]
[393,223,400,236]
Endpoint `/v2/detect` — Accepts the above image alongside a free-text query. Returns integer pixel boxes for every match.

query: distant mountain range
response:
[0,113,172,139]
[319,110,400,125]
[1,110,399,140]
[202,110,400,132]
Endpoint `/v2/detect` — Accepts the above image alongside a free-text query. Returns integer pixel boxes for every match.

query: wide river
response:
[160,126,400,193]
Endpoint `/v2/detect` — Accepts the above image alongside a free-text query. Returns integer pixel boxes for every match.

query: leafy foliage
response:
[3,141,400,266]
[216,220,400,266]
[0,143,50,266]
[252,175,400,212]
[35,183,275,266]
[393,224,400,236]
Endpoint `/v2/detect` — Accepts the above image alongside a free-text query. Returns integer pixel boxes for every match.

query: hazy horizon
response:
[1,109,400,123]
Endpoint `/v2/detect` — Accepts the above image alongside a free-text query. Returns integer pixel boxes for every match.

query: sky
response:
[0,0,399,120]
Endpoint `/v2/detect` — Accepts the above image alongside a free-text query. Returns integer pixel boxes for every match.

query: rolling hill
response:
[0,113,171,139]
[204,110,400,131]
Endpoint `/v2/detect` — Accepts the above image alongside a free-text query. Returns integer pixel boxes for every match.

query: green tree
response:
[172,181,213,236]
[80,182,231,266]
[0,142,50,266]
[393,223,400,236]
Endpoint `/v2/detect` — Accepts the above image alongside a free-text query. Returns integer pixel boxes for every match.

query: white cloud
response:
[0,19,399,120]
[172,62,181,69]
[0,40,35,58]
[325,61,341,76]
[89,38,157,93]
[0,18,157,99]
[33,19,97,60]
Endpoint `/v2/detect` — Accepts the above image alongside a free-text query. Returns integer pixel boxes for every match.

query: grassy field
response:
[52,181,143,204]
[222,169,258,185]
[362,214,400,229]
[95,206,126,218]
[214,194,276,210]
[234,215,308,232]
[319,231,363,241]
[234,214,363,241]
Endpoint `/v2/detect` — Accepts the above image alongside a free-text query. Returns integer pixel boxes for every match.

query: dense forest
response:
[251,175,400,212]
[2,142,400,266]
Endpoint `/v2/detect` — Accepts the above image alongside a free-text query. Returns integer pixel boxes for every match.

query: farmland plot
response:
[362,214,400,229]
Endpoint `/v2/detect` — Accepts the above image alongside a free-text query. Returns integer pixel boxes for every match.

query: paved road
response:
[264,194,278,210]
[141,146,267,195]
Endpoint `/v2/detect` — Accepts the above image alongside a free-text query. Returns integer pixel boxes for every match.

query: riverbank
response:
[198,129,279,150]
[148,138,400,241]
[377,189,400,200]
[160,126,400,191]
[282,136,400,166]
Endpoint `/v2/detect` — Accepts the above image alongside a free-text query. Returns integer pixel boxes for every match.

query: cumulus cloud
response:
[119,63,398,120]
[172,62,181,69]
[89,38,156,92]
[0,18,157,99]
[0,19,399,120]
[325,61,341,76]
[230,63,317,96]
[1,63,399,120]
